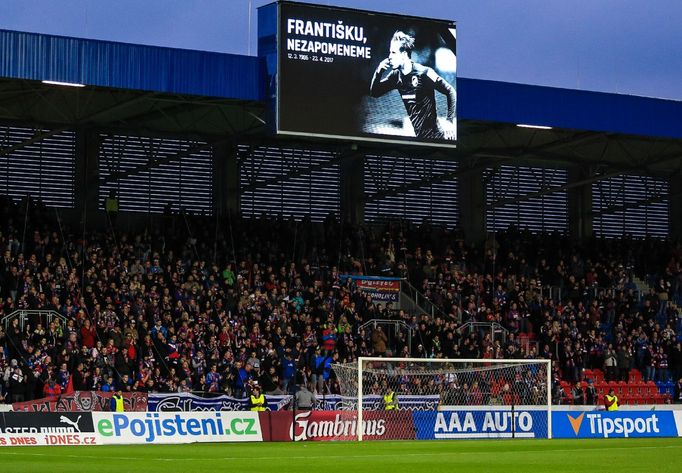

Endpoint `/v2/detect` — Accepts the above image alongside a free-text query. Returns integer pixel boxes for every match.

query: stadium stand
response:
[0,194,680,406]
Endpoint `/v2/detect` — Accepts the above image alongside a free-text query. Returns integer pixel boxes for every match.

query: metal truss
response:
[487,150,681,209]
[239,144,358,192]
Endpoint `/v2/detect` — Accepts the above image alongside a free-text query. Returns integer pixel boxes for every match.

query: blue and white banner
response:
[148,393,439,412]
[327,394,440,412]
[414,409,548,439]
[148,393,292,412]
[552,410,679,438]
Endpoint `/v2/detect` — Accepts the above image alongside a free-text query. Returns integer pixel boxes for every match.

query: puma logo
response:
[59,415,82,433]
[567,412,584,436]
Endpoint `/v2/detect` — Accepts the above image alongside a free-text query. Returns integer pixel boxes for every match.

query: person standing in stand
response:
[295,382,317,410]
[674,377,682,404]
[585,379,597,405]
[9,365,25,403]
[42,376,62,398]
[572,381,584,405]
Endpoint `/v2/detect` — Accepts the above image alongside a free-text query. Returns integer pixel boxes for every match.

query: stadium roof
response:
[0,28,681,177]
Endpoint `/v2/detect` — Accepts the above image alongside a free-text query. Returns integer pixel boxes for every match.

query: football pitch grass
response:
[1,438,681,473]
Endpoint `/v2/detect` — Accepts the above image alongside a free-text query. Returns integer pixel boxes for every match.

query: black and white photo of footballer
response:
[369,31,456,140]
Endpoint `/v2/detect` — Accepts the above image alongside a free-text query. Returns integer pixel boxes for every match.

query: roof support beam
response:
[0,126,69,157]
[590,189,679,218]
[0,93,154,157]
[240,147,359,192]
[488,152,682,208]
[102,139,218,183]
[364,132,603,203]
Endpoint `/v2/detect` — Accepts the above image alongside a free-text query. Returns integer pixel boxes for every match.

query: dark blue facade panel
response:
[0,29,263,101]
[2,29,682,139]
[458,78,682,140]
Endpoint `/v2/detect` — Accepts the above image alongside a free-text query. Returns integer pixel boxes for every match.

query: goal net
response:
[332,357,551,441]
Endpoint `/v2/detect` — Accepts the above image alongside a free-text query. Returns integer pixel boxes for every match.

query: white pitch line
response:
[0,452,173,461]
[0,445,679,462]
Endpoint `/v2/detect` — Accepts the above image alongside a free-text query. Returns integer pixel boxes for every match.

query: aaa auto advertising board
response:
[261,410,415,441]
[413,410,548,439]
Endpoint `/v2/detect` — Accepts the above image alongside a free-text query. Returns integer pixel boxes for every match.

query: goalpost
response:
[333,357,552,441]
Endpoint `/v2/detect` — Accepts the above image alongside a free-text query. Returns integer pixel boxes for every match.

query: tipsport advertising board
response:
[552,410,680,439]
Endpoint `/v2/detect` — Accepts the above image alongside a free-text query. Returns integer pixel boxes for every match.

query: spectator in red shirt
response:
[42,377,62,398]
[80,319,96,349]
[322,323,337,353]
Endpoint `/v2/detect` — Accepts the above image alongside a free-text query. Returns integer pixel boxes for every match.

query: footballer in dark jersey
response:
[370,31,456,140]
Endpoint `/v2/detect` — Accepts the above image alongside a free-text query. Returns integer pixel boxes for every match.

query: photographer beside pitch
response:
[369,30,456,140]
[604,388,619,411]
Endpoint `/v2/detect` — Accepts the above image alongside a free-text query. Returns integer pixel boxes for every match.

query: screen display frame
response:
[275,1,457,148]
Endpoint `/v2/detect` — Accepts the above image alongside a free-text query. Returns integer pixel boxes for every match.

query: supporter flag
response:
[340,275,401,303]
[64,375,74,394]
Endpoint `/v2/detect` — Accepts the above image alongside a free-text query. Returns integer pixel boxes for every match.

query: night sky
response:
[2,0,681,100]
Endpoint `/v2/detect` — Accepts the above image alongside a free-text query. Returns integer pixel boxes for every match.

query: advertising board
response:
[0,412,99,446]
[262,410,415,441]
[552,410,679,439]
[413,410,548,439]
[91,412,263,444]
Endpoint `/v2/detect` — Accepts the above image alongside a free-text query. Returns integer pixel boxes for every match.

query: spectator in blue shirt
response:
[235,361,253,398]
[314,349,333,394]
[100,376,114,392]
[281,351,296,394]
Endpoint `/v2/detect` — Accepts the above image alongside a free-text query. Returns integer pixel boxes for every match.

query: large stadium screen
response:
[276,1,457,147]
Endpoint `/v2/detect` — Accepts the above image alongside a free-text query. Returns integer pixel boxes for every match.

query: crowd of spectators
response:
[0,195,681,405]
